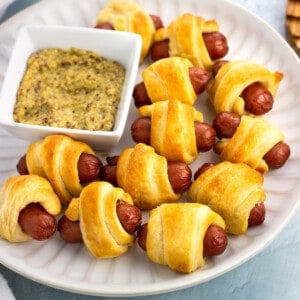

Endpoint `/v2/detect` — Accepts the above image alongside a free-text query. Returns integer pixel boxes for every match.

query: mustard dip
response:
[13,48,125,131]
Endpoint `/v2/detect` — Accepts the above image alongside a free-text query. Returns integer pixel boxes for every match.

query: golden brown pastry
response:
[96,0,155,62]
[0,175,61,242]
[207,60,283,115]
[153,13,221,69]
[214,115,286,173]
[188,161,266,235]
[142,57,198,105]
[64,181,135,258]
[25,134,96,204]
[145,203,226,273]
[116,143,181,210]
[138,100,203,164]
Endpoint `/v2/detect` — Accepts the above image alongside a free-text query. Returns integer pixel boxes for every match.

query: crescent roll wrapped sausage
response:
[0,175,61,242]
[188,161,266,235]
[137,100,204,164]
[142,57,201,105]
[214,115,287,173]
[153,13,225,69]
[95,0,155,62]
[207,60,283,115]
[64,181,135,258]
[116,143,181,210]
[25,134,96,204]
[145,203,226,273]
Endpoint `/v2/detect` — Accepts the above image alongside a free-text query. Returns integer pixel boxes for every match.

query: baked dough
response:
[214,115,285,173]
[146,203,225,273]
[116,143,180,210]
[142,57,198,105]
[207,60,283,115]
[138,100,203,164]
[188,161,266,235]
[0,175,61,242]
[65,181,135,258]
[154,13,220,69]
[96,0,155,62]
[25,134,96,204]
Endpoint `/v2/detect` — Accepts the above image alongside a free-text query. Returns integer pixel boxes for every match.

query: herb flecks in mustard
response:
[13,48,125,131]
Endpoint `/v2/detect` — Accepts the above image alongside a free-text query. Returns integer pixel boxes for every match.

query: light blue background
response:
[1,1,299,299]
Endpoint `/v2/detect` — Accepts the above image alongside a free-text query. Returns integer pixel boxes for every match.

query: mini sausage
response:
[242,82,274,115]
[263,141,291,169]
[57,202,142,243]
[149,14,164,30]
[16,153,102,184]
[212,111,241,139]
[150,32,229,62]
[133,82,152,108]
[133,67,211,108]
[106,155,119,166]
[95,14,164,31]
[18,202,57,241]
[99,156,120,185]
[131,117,216,152]
[248,203,265,227]
[116,201,142,234]
[16,154,29,175]
[101,156,192,194]
[193,162,215,180]
[100,165,118,186]
[211,60,229,77]
[94,22,115,30]
[137,223,148,250]
[202,32,229,60]
[100,156,120,186]
[194,122,216,152]
[188,67,212,94]
[212,112,291,169]
[77,153,102,183]
[137,222,227,257]
[131,117,151,144]
[57,215,83,243]
[202,224,228,257]
[193,162,266,227]
[167,161,192,193]
[150,39,170,62]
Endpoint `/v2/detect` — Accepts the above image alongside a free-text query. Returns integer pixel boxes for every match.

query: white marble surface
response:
[0,0,299,299]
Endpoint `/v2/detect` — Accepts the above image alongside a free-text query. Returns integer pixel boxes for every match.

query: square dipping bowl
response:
[0,25,142,150]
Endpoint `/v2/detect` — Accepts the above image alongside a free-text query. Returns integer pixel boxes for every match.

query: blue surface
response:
[0,0,299,299]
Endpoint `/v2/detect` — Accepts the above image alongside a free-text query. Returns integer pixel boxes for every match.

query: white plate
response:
[0,0,300,297]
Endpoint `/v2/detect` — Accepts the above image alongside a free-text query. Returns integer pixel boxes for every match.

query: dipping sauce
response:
[13,48,125,131]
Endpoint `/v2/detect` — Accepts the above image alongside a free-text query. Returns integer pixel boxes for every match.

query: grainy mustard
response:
[13,48,125,131]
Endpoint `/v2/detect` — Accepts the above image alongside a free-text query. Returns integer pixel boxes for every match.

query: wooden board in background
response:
[286,0,300,55]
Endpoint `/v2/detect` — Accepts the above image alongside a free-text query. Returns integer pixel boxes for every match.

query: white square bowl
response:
[0,25,141,150]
